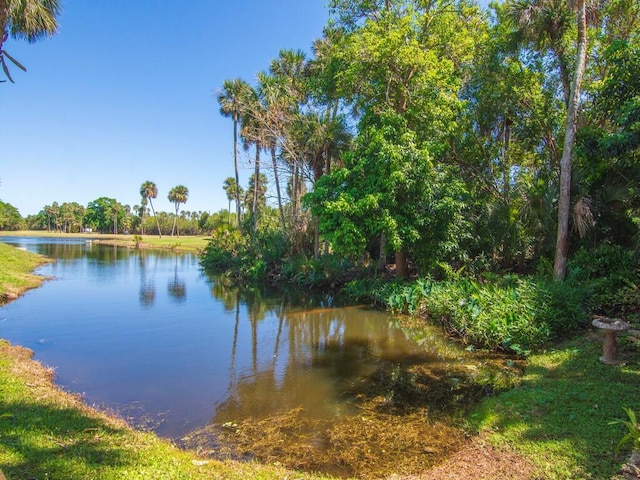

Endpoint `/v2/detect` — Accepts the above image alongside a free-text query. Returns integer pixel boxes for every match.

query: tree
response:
[506,0,575,107]
[167,185,188,237]
[58,202,85,233]
[84,197,124,234]
[140,180,162,237]
[324,0,484,276]
[223,177,239,225]
[0,0,62,83]
[553,0,587,281]
[306,111,469,276]
[243,173,268,214]
[0,199,25,230]
[218,78,253,228]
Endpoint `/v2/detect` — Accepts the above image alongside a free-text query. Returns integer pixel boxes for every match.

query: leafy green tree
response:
[454,4,561,270]
[140,180,161,237]
[324,0,484,276]
[243,173,267,214]
[58,202,85,233]
[306,111,469,276]
[84,197,124,234]
[0,0,61,83]
[0,199,25,230]
[167,185,188,237]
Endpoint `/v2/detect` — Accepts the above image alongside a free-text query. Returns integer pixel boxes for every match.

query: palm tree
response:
[506,0,573,107]
[138,197,148,235]
[168,185,188,237]
[0,0,62,83]
[217,78,252,227]
[506,0,591,280]
[222,177,238,225]
[140,180,162,238]
[257,71,287,232]
[270,50,308,224]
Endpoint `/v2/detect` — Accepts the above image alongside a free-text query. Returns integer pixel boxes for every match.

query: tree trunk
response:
[395,249,409,279]
[378,234,387,272]
[271,145,286,232]
[252,145,260,232]
[553,0,587,281]
[314,216,320,259]
[233,115,241,227]
[149,200,162,238]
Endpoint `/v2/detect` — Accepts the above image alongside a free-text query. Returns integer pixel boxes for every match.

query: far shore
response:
[0,230,210,254]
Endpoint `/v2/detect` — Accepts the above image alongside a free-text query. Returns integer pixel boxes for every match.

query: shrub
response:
[568,244,639,314]
[345,275,589,352]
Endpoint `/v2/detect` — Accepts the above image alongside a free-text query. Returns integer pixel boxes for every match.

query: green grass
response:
[0,242,50,303]
[0,341,335,480]
[471,334,640,479]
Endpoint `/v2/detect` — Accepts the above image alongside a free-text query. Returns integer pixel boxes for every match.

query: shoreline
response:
[0,230,210,254]
[1,240,635,478]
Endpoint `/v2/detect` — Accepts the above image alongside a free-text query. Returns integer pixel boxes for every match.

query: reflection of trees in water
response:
[37,242,88,261]
[210,279,439,426]
[167,256,187,304]
[85,243,131,263]
[139,284,156,308]
[138,250,157,308]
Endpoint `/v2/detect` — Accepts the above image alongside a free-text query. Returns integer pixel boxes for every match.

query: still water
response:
[0,237,475,443]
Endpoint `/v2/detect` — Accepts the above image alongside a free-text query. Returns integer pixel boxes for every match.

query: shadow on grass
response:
[0,400,137,479]
[473,332,640,479]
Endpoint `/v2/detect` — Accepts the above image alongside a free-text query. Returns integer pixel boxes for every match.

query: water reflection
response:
[0,237,501,448]
[167,257,187,304]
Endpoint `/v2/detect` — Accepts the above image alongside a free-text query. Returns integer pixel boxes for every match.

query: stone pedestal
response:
[592,316,630,365]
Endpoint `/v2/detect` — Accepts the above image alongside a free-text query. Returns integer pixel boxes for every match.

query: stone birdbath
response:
[592,316,630,365]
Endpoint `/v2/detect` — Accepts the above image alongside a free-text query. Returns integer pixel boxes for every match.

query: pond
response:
[0,237,519,477]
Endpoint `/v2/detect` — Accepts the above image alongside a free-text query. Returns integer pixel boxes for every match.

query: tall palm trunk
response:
[553,0,586,281]
[252,145,260,232]
[149,199,162,238]
[271,145,286,232]
[233,114,241,227]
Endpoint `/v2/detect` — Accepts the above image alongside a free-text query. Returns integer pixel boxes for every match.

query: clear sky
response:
[0,0,329,216]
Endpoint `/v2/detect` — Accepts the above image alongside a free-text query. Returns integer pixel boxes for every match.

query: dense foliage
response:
[200,0,639,351]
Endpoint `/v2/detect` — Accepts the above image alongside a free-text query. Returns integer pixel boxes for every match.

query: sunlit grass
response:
[0,340,336,480]
[0,242,50,303]
[471,334,640,479]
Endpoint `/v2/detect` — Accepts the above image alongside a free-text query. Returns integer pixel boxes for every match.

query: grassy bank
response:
[0,230,210,254]
[472,333,640,479]
[0,340,332,480]
[0,242,50,304]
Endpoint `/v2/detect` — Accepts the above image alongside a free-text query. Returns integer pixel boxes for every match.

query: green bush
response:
[345,275,589,352]
[200,226,246,271]
[568,244,639,314]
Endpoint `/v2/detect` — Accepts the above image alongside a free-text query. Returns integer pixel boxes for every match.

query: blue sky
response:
[1,1,329,216]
